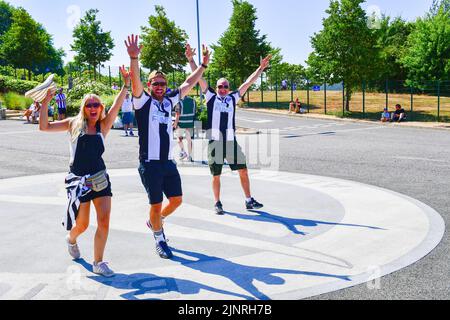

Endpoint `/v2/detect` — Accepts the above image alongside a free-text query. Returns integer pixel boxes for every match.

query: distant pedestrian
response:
[381,107,390,122]
[121,92,134,136]
[56,88,67,121]
[391,104,407,123]
[175,96,197,162]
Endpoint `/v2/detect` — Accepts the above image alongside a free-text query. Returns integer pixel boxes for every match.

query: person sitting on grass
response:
[381,107,391,122]
[391,104,407,123]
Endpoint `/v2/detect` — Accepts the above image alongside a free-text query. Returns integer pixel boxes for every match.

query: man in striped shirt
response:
[126,34,210,259]
[186,44,272,215]
[55,88,67,120]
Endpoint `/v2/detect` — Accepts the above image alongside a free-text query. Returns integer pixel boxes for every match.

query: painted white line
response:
[392,156,448,163]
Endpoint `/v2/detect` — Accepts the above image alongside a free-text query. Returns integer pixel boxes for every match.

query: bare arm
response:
[238,55,272,97]
[101,66,132,136]
[39,91,70,132]
[125,34,144,97]
[185,44,208,93]
[179,45,210,99]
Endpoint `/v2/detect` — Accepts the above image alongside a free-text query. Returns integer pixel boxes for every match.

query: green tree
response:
[374,16,414,81]
[0,1,14,37]
[306,0,379,111]
[0,1,15,66]
[401,1,450,85]
[0,8,51,79]
[140,5,188,73]
[210,0,272,83]
[71,9,114,80]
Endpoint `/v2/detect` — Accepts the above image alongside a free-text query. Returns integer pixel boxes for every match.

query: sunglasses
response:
[85,102,101,109]
[218,85,229,90]
[151,82,167,87]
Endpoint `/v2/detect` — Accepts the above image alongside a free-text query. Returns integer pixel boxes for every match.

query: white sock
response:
[154,230,166,242]
[246,197,253,203]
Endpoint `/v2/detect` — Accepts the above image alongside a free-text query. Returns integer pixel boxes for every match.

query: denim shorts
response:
[138,160,183,205]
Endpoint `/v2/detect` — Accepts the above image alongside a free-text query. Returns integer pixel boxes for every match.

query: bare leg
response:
[69,202,91,244]
[213,175,221,203]
[238,169,252,199]
[150,203,163,232]
[161,196,183,219]
[186,133,193,157]
[92,197,111,263]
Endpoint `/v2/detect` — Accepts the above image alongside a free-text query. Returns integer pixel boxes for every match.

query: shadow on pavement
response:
[225,210,385,236]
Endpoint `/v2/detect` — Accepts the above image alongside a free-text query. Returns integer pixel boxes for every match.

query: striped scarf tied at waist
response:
[63,173,92,231]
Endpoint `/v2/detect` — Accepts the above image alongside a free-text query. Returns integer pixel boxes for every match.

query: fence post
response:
[261,73,264,107]
[108,66,112,88]
[307,80,310,113]
[324,82,327,115]
[363,80,366,118]
[275,69,279,109]
[385,79,389,110]
[342,81,345,115]
[291,76,294,102]
[410,85,414,121]
[437,80,441,121]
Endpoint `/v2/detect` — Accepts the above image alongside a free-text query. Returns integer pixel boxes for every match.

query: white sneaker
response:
[65,235,81,260]
[93,262,115,278]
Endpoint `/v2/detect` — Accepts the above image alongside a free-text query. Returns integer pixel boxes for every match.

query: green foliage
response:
[0,75,39,94]
[210,0,272,82]
[0,7,64,79]
[71,9,114,78]
[3,91,33,110]
[66,78,114,101]
[140,5,188,73]
[306,0,379,110]
[373,16,414,81]
[402,3,450,86]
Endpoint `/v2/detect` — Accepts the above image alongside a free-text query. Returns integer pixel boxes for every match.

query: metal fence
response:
[246,78,450,122]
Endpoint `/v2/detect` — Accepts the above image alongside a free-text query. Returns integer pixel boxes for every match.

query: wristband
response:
[130,57,139,60]
[201,63,208,69]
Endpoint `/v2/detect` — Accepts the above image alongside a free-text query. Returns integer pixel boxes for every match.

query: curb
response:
[240,107,450,131]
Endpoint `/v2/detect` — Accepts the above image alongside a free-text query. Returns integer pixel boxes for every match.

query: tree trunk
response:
[346,87,351,112]
[28,69,32,81]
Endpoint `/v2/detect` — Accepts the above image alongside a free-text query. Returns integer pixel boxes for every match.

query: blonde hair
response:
[69,94,106,142]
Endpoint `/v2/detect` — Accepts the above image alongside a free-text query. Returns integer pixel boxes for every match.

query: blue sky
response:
[5,0,433,70]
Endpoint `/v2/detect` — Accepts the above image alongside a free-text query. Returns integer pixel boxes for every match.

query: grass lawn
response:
[247,90,450,122]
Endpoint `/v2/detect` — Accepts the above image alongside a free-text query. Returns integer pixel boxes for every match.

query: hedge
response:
[0,75,40,94]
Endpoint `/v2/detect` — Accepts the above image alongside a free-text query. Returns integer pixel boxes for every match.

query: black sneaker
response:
[215,201,225,215]
[246,198,264,210]
[155,240,173,259]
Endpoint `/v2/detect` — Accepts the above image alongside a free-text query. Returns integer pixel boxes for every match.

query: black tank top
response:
[70,122,106,176]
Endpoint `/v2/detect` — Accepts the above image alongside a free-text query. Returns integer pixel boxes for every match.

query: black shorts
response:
[79,175,113,203]
[208,140,247,176]
[138,160,183,205]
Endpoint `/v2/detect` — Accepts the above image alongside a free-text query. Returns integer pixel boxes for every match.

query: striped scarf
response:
[64,173,91,231]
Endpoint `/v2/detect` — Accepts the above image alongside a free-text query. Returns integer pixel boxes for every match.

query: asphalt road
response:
[0,109,448,300]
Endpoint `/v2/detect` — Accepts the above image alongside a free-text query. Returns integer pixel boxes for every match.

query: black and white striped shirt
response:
[205,87,241,141]
[133,90,180,161]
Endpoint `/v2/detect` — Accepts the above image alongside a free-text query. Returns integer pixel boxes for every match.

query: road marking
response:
[392,156,448,163]
[239,117,274,124]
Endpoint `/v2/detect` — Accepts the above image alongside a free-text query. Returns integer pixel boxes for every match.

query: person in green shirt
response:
[174,96,196,162]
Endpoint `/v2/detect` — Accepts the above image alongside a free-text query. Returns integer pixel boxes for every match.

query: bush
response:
[0,75,40,94]
[3,92,33,110]
[67,78,114,101]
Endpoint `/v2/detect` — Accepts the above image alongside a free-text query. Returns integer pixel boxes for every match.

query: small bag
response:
[85,170,108,192]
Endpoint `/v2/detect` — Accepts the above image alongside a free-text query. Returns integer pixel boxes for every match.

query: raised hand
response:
[202,45,210,66]
[260,54,272,71]
[42,89,55,106]
[119,65,132,87]
[125,34,143,59]
[185,44,197,62]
